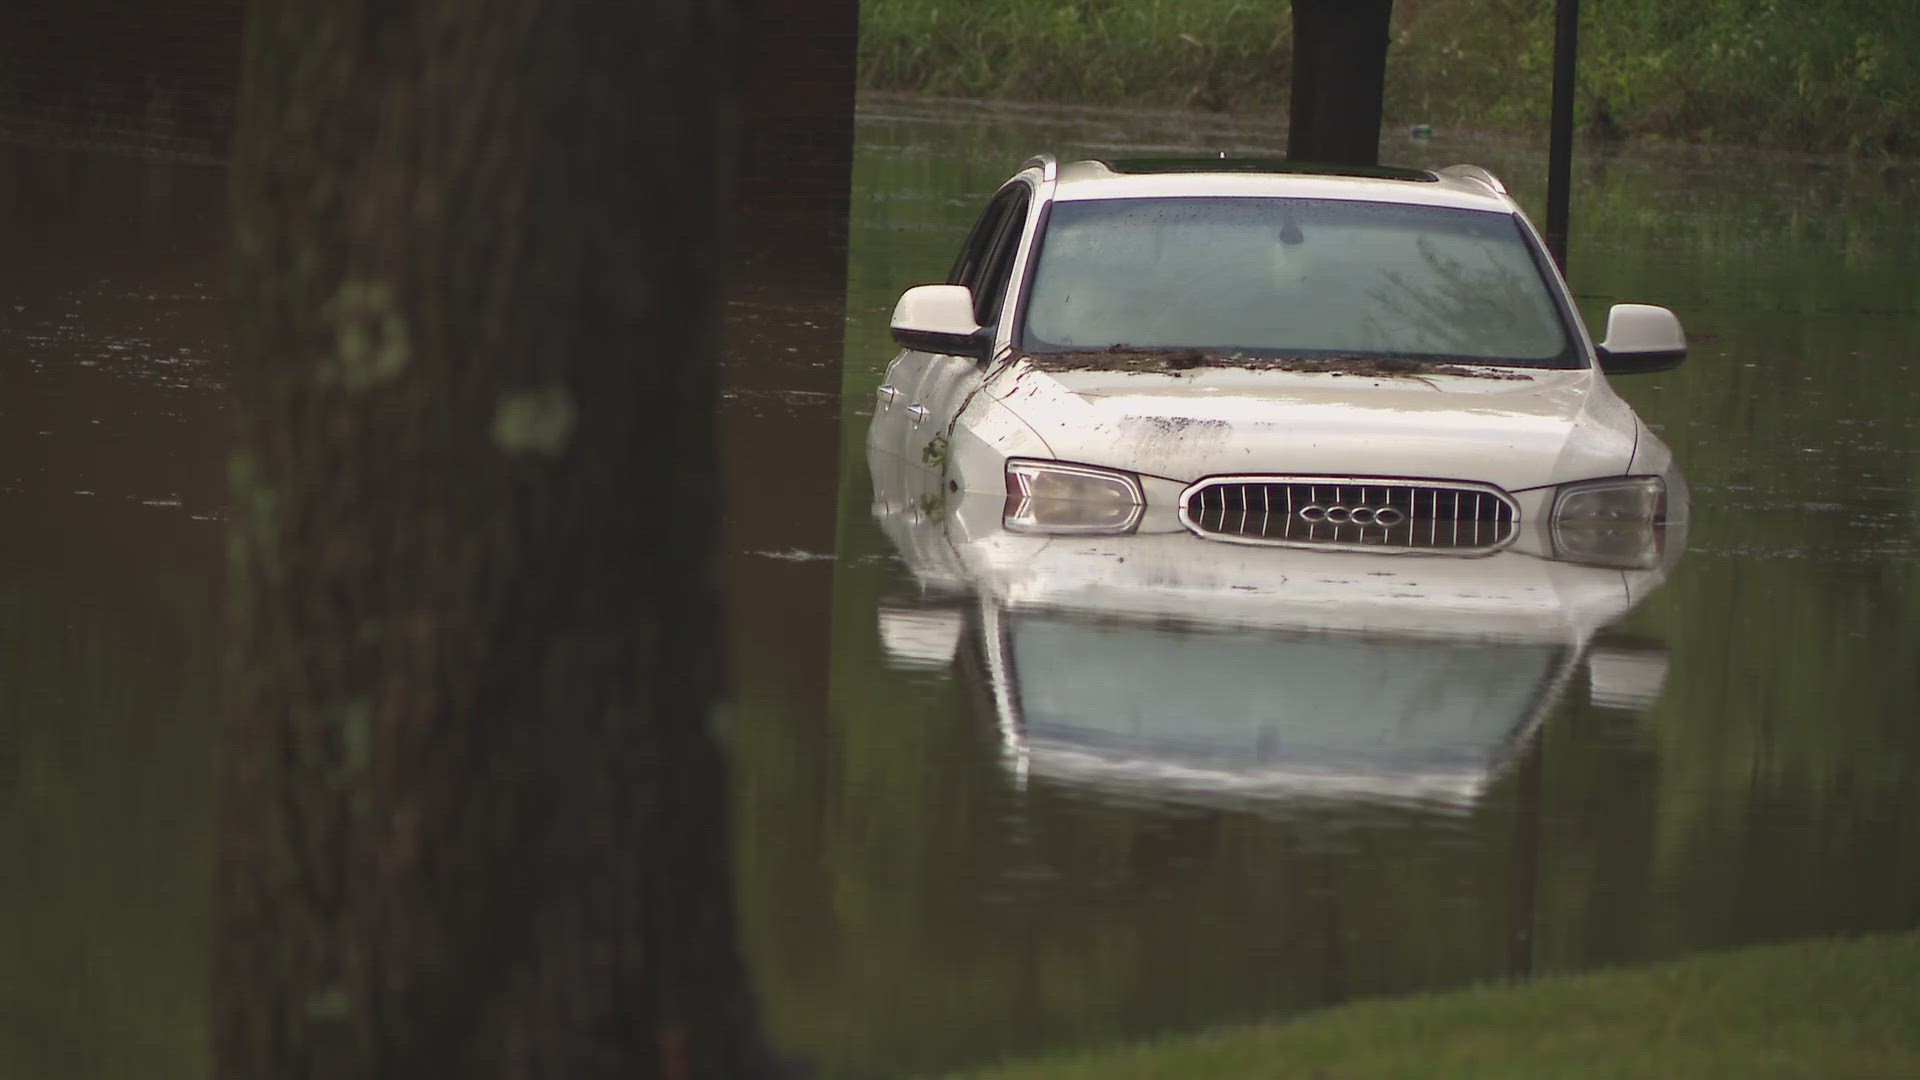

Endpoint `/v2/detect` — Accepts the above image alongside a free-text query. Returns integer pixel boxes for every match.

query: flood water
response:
[4,97,1919,1077]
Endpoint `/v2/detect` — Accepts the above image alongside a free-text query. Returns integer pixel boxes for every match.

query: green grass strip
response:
[940,930,1920,1079]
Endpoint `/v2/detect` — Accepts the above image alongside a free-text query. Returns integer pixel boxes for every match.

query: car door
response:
[873,189,1010,461]
[903,183,1033,473]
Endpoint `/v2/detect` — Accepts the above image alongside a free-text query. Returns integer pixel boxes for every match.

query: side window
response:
[973,189,1031,327]
[947,192,1011,290]
[947,184,1031,328]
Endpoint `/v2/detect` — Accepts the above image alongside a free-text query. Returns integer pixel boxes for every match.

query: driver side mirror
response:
[891,284,992,360]
[1595,303,1686,375]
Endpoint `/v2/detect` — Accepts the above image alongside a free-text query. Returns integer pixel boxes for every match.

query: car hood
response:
[988,361,1640,490]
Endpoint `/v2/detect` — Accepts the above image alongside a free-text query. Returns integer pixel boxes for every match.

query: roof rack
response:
[1438,164,1507,195]
[1097,157,1438,182]
[1022,153,1058,182]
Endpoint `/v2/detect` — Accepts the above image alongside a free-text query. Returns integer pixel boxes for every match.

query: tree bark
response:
[1287,0,1396,165]
[217,2,780,1077]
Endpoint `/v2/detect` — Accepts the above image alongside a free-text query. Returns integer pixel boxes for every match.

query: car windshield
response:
[1020,196,1578,367]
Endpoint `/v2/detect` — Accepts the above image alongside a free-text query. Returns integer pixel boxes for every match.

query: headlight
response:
[1004,459,1144,534]
[1552,476,1666,527]
[1551,476,1666,569]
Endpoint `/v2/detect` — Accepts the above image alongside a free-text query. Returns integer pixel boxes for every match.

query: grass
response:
[858,0,1920,153]
[936,930,1920,1079]
[858,0,1292,110]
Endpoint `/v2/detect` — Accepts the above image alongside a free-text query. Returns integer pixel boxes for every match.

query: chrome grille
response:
[1180,476,1519,551]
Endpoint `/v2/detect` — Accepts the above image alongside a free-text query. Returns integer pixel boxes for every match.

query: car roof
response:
[1043,156,1515,212]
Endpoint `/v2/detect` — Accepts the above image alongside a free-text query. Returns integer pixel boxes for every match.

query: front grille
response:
[1180,476,1519,551]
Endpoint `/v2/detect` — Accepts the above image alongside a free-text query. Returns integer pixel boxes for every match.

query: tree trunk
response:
[217,2,780,1077]
[1287,0,1395,165]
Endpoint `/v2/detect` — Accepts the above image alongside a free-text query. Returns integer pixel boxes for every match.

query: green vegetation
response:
[858,0,1292,109]
[937,930,1920,1079]
[0,571,221,1079]
[858,0,1920,152]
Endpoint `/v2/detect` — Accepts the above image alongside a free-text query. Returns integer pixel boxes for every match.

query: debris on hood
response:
[1023,347,1538,381]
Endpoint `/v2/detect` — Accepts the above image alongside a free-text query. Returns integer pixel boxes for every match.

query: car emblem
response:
[1297,503,1406,526]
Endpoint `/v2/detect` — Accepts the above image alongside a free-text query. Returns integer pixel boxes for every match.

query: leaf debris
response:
[1023,348,1536,380]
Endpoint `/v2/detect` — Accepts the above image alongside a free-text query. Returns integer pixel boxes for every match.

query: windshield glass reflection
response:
[1006,614,1566,805]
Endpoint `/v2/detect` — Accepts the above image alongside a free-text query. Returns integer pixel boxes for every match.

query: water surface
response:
[2,98,1918,1078]
[733,98,1920,1078]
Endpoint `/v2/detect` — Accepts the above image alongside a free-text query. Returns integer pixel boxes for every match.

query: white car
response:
[868,155,1688,565]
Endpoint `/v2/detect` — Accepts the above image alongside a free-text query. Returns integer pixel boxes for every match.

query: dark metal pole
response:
[1546,0,1579,271]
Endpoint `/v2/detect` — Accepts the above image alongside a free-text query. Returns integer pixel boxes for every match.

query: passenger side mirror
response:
[1595,303,1686,374]
[891,284,992,359]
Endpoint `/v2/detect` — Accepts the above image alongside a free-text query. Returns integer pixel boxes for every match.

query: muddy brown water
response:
[3,98,1919,1077]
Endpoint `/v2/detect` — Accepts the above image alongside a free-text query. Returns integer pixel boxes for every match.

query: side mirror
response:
[891,284,992,360]
[1595,303,1686,374]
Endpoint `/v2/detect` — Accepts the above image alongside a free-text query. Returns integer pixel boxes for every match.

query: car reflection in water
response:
[869,446,1680,811]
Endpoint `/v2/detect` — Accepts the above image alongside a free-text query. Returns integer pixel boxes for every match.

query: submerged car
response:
[868,461,1677,809]
[868,155,1688,563]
